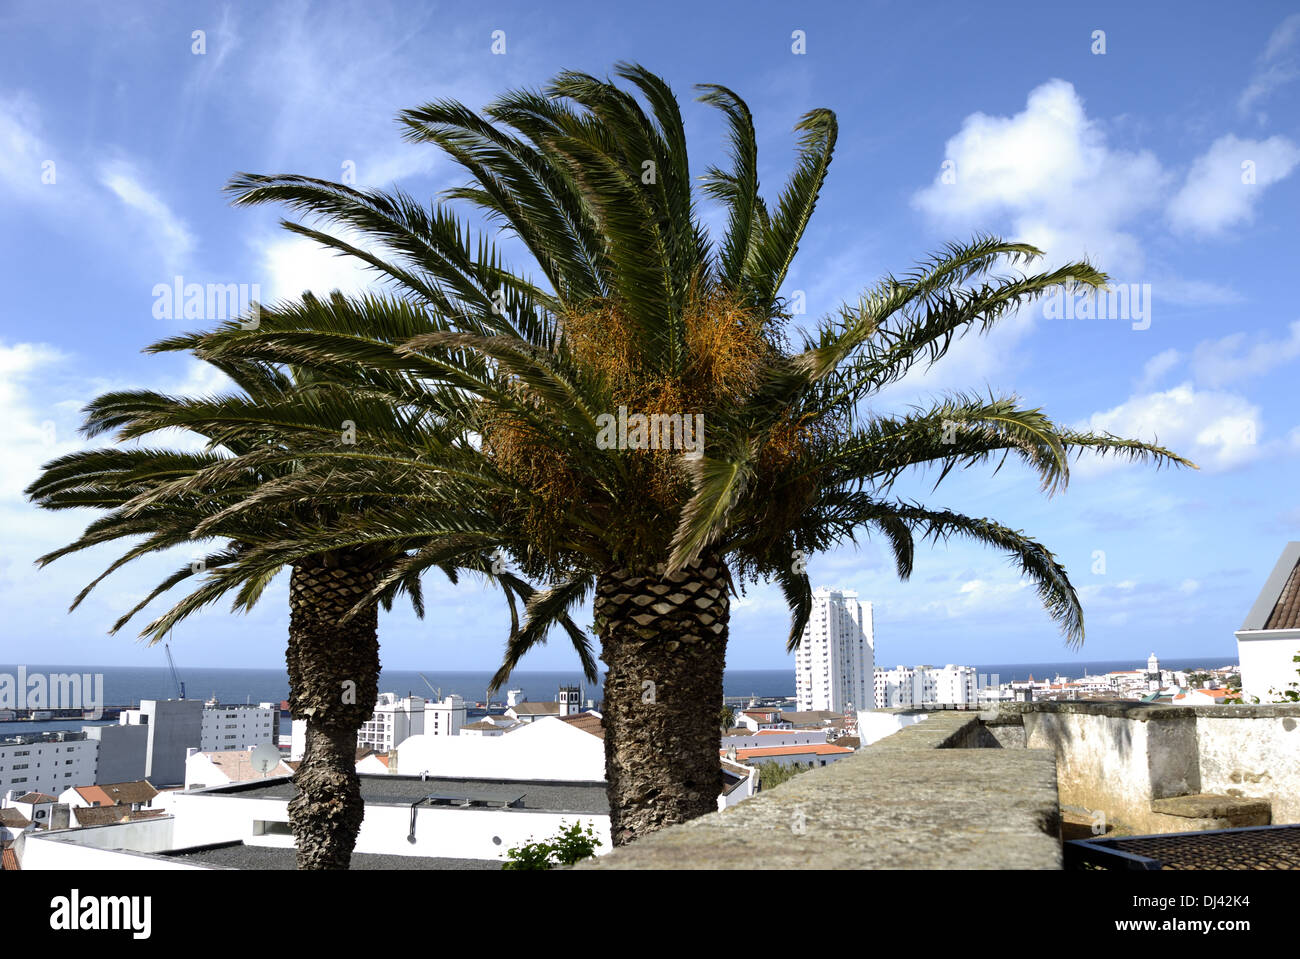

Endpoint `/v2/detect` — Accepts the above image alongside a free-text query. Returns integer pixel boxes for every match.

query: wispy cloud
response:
[1238,13,1300,121]
[1167,134,1300,237]
[99,160,197,273]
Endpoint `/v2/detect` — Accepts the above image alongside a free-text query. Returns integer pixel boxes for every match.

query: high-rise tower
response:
[795,587,874,712]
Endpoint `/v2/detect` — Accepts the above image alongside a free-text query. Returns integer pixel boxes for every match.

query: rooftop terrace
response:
[208,773,610,815]
[162,842,501,870]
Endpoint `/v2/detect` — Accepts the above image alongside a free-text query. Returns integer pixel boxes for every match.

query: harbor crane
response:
[164,639,186,700]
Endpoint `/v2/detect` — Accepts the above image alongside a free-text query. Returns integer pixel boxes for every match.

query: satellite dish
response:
[250,742,282,777]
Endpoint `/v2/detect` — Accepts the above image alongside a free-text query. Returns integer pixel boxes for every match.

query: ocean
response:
[1,656,1238,736]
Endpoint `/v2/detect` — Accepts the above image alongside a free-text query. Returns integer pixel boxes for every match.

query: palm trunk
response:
[594,554,729,846]
[285,553,380,870]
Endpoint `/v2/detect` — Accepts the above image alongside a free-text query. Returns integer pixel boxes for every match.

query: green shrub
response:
[503,820,603,870]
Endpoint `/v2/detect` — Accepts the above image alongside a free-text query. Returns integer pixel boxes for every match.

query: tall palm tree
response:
[189,64,1194,845]
[24,316,578,868]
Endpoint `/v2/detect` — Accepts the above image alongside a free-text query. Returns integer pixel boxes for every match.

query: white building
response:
[355,693,467,753]
[796,587,874,713]
[1236,542,1300,703]
[874,664,977,707]
[59,781,161,812]
[119,699,203,786]
[201,702,279,752]
[16,771,612,870]
[460,719,518,737]
[721,742,855,770]
[4,790,58,829]
[734,708,790,732]
[394,714,607,782]
[0,732,98,798]
[933,665,978,704]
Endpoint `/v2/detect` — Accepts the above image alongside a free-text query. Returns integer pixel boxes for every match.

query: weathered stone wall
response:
[577,712,1062,870]
[997,702,1300,834]
[1197,713,1300,822]
[1018,706,1161,833]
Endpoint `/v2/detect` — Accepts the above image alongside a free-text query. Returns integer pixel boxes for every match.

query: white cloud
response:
[253,229,384,303]
[1188,320,1300,387]
[1137,348,1183,390]
[0,341,73,502]
[913,79,1167,273]
[99,160,196,272]
[1081,381,1262,472]
[0,92,50,200]
[1239,13,1300,120]
[1167,134,1300,236]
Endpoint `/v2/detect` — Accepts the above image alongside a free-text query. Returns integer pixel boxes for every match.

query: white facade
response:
[393,715,605,782]
[0,734,98,798]
[165,785,610,864]
[1236,631,1300,703]
[720,730,829,751]
[796,587,874,713]
[200,703,278,752]
[119,699,203,786]
[933,665,978,705]
[356,693,467,753]
[874,664,977,707]
[1235,542,1300,703]
[558,685,581,717]
[5,791,57,828]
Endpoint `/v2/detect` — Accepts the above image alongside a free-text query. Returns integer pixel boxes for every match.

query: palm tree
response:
[24,316,577,868]
[189,64,1194,845]
[719,704,736,735]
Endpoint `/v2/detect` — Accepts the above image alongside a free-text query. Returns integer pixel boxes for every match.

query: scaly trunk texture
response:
[286,553,380,870]
[594,554,729,846]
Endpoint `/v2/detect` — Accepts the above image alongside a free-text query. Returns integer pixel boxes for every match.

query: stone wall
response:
[577,711,1062,870]
[1197,712,1300,822]
[997,702,1300,834]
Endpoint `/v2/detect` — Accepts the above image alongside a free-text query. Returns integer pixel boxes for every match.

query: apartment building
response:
[352,693,468,753]
[200,702,280,753]
[119,699,203,787]
[875,664,978,707]
[795,587,874,713]
[0,731,97,799]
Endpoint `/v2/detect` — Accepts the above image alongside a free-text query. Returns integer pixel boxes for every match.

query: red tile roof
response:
[721,744,854,761]
[96,781,158,805]
[558,712,605,740]
[72,785,114,806]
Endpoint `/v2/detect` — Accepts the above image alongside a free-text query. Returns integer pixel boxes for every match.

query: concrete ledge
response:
[577,713,1062,870]
[1150,794,1271,830]
[995,701,1300,721]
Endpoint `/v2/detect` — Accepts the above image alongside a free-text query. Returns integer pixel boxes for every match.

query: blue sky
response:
[2,1,1298,674]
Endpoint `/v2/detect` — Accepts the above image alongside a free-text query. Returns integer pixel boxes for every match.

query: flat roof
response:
[199,774,610,815]
[163,842,501,871]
